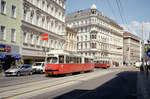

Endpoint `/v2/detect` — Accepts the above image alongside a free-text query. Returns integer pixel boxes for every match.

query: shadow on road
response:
[54,71,138,99]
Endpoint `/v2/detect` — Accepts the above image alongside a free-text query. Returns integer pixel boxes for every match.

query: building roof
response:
[66,7,123,30]
[66,27,77,33]
[123,32,141,41]
[91,4,97,9]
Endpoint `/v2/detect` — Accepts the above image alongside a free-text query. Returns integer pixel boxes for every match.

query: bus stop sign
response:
[146,49,150,57]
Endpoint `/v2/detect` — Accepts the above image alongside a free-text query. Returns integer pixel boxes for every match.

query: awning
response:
[0,53,6,59]
[11,55,22,60]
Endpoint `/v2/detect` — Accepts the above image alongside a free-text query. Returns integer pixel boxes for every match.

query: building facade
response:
[21,0,66,64]
[0,0,22,70]
[66,5,123,66]
[64,27,77,52]
[123,32,141,66]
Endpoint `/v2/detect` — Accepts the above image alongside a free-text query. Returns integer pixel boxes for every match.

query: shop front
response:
[22,48,46,65]
[0,44,21,70]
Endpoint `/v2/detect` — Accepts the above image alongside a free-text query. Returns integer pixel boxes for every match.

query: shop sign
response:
[0,44,11,53]
[5,46,11,53]
[0,44,5,52]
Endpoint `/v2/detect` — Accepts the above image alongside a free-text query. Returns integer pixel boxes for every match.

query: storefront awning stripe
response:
[12,55,22,60]
[0,54,6,59]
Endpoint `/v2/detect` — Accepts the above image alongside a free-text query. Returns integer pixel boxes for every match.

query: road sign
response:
[146,49,150,57]
[42,33,49,40]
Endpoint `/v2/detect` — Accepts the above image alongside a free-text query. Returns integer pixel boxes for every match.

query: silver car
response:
[5,64,33,76]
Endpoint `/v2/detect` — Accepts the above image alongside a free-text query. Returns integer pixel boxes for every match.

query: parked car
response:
[32,62,46,73]
[5,64,33,76]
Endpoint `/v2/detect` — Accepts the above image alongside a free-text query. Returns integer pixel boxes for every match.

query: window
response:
[24,32,27,43]
[85,43,87,48]
[81,43,83,49]
[77,36,79,41]
[42,1,45,10]
[36,36,39,45]
[51,6,54,12]
[66,56,70,63]
[0,26,6,40]
[30,34,34,44]
[23,9,27,20]
[1,0,6,14]
[11,5,16,18]
[36,16,39,25]
[59,55,64,63]
[91,43,96,48]
[42,17,45,27]
[30,10,34,23]
[11,29,16,42]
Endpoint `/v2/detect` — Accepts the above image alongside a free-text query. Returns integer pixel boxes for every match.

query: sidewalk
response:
[137,71,150,99]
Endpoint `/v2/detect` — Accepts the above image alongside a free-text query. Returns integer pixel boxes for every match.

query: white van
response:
[32,62,46,73]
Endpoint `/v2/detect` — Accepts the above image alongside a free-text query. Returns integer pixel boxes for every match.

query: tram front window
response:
[47,57,58,64]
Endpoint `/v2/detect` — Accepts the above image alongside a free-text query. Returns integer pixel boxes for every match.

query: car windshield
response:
[33,63,42,66]
[20,66,26,69]
[21,65,30,69]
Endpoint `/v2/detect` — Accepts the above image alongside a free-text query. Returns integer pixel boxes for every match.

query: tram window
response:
[77,57,81,63]
[77,57,79,63]
[85,58,90,63]
[80,58,82,63]
[75,57,77,63]
[70,57,73,63]
[47,57,57,63]
[66,56,70,63]
[59,55,64,63]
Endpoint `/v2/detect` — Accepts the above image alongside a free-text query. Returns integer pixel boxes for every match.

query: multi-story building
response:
[0,0,22,70]
[123,32,141,66]
[21,0,66,64]
[66,4,123,66]
[64,27,77,52]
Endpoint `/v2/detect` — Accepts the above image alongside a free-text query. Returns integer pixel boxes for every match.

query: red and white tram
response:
[94,59,110,69]
[45,50,94,76]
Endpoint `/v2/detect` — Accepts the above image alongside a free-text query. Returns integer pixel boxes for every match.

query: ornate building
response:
[0,0,22,70]
[66,4,123,66]
[21,0,66,64]
[64,27,77,52]
[123,32,141,66]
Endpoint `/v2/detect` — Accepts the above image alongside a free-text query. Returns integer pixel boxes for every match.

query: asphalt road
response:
[29,68,138,99]
[0,67,139,99]
[0,68,105,88]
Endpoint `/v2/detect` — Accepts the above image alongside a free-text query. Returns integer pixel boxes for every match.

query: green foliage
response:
[144,45,150,53]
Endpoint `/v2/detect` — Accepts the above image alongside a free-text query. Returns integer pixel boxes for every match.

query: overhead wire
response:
[116,0,131,31]
[106,0,118,21]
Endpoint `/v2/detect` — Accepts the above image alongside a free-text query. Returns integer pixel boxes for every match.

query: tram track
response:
[1,69,117,99]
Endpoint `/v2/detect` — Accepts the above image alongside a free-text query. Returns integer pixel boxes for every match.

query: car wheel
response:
[17,72,21,76]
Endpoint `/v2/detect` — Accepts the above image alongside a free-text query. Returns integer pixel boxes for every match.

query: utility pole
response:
[142,23,144,58]
[140,22,144,71]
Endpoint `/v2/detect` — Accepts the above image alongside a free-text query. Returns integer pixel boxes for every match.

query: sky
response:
[66,0,150,42]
